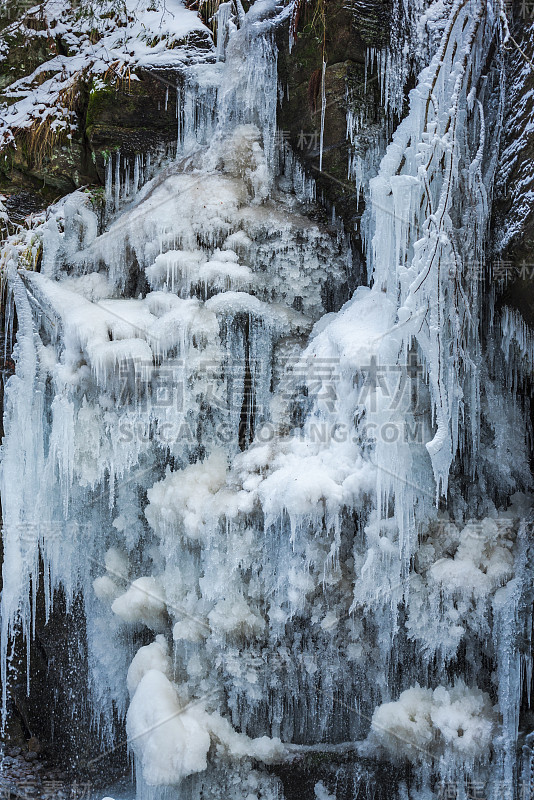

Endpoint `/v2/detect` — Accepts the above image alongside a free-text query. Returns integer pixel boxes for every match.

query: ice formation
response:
[366,681,498,762]
[0,0,532,799]
[405,513,522,659]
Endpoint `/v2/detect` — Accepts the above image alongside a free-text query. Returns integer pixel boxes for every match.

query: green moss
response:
[100,146,120,164]
[293,32,323,71]
[18,233,43,271]
[85,79,116,131]
[84,185,106,210]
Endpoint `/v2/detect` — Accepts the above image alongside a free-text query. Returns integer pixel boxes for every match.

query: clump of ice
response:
[406,516,517,657]
[126,656,285,786]
[112,577,167,632]
[366,681,498,762]
[208,594,266,638]
[127,636,172,697]
[218,124,271,201]
[145,451,228,542]
[314,781,336,800]
[93,576,122,605]
[127,669,212,785]
[93,547,131,604]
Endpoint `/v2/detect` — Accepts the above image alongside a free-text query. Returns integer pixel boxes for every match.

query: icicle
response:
[491,521,528,800]
[216,2,232,61]
[125,159,131,197]
[105,154,113,209]
[114,150,120,210]
[319,61,326,173]
[501,305,534,374]
[133,154,140,195]
[0,267,42,728]
[145,151,151,184]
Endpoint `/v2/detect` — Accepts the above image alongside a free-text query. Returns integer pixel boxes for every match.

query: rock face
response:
[0,68,178,201]
[85,71,179,182]
[276,0,385,233]
[0,0,89,199]
[0,2,51,92]
[493,15,534,328]
[0,0,210,203]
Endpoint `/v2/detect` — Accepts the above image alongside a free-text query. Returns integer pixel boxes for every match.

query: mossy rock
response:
[0,129,96,198]
[0,1,61,93]
[85,79,116,131]
[85,71,180,179]
[0,30,55,92]
[0,0,43,31]
[0,66,180,197]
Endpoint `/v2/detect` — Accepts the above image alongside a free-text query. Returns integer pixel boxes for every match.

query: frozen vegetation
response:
[0,0,533,799]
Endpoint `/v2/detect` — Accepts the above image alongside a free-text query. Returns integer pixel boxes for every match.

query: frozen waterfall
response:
[0,0,532,799]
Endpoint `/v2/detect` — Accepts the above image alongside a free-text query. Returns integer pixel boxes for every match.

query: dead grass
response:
[17,74,85,169]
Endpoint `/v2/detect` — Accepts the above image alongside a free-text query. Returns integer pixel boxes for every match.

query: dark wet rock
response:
[276,0,384,239]
[85,70,181,181]
[4,191,46,222]
[493,16,534,327]
[27,737,42,754]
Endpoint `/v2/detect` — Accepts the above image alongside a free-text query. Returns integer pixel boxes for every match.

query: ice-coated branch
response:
[368,0,505,497]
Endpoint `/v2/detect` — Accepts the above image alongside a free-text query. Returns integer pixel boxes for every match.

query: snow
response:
[126,636,172,697]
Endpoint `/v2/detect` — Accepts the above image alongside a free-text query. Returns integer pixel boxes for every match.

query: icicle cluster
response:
[0,1,532,800]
